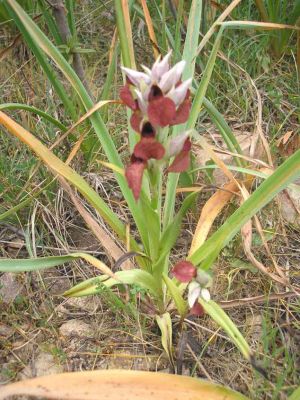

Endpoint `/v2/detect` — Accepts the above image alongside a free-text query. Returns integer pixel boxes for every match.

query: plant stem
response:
[49,0,93,98]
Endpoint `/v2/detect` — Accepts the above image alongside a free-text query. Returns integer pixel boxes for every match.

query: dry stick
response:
[140,0,160,58]
[187,343,213,381]
[49,0,93,98]
[218,291,298,310]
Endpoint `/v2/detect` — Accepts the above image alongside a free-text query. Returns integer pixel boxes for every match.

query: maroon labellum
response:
[172,260,197,283]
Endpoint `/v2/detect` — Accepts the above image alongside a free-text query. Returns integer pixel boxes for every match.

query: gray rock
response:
[0,273,22,304]
[59,319,93,338]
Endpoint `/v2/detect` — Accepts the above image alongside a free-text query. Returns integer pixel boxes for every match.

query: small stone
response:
[19,352,63,380]
[59,319,93,338]
[0,323,14,338]
[278,184,300,226]
[64,297,101,313]
[0,273,22,304]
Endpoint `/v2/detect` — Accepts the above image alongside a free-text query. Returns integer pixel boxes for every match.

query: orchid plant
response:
[120,53,209,317]
[1,0,300,378]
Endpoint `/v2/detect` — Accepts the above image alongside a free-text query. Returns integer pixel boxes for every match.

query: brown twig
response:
[218,291,298,309]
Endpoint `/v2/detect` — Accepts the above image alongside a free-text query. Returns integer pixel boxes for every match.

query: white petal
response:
[151,50,172,81]
[159,60,186,93]
[168,131,190,157]
[134,89,147,114]
[188,281,201,308]
[200,288,211,302]
[167,78,192,106]
[121,67,151,86]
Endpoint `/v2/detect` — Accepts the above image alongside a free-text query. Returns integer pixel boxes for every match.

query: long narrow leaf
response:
[0,253,114,278]
[64,269,162,299]
[163,274,187,317]
[0,103,67,131]
[114,0,135,68]
[199,299,251,361]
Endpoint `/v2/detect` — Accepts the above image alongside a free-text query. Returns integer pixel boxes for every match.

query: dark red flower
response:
[148,96,177,127]
[172,260,197,283]
[130,110,143,133]
[189,302,205,316]
[120,84,137,110]
[168,138,192,173]
[134,138,165,161]
[170,98,191,126]
[125,155,146,201]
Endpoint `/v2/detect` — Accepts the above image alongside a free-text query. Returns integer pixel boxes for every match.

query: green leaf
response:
[188,28,223,130]
[64,269,162,299]
[114,0,135,68]
[156,193,197,270]
[182,0,202,79]
[140,194,160,260]
[0,103,67,131]
[202,98,245,167]
[288,386,300,400]
[190,164,268,179]
[63,276,107,297]
[0,253,112,277]
[156,312,174,366]
[199,299,251,361]
[0,255,79,273]
[163,274,187,317]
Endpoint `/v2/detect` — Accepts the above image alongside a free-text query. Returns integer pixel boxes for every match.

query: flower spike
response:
[120,53,193,200]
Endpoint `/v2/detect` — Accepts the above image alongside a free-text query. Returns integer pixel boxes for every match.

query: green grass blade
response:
[0,103,67,131]
[0,255,80,272]
[188,28,223,130]
[65,0,76,38]
[64,269,162,298]
[182,0,202,79]
[189,148,300,267]
[163,274,187,317]
[114,0,135,68]
[199,299,251,360]
[174,0,184,60]
[288,386,300,400]
[202,97,245,167]
[190,164,268,179]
